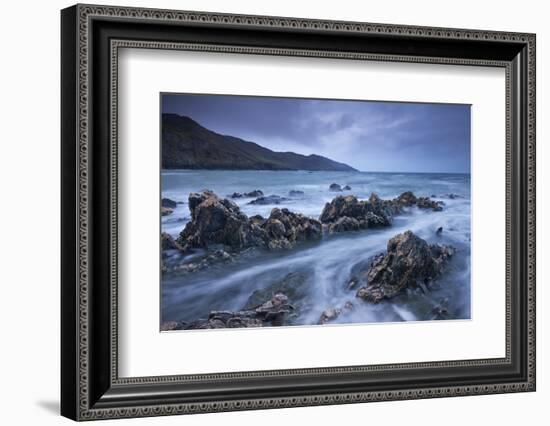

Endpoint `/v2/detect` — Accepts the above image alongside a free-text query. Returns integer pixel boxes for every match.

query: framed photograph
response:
[61,4,536,421]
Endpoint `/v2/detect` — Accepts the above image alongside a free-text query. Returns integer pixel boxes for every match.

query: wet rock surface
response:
[319,191,443,234]
[329,183,343,192]
[177,191,322,252]
[162,198,178,208]
[161,232,185,252]
[356,230,454,303]
[177,293,294,329]
[289,190,305,197]
[249,194,288,205]
[318,301,354,325]
[230,190,264,198]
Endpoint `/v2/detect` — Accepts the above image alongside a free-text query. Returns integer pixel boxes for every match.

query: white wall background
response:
[0,0,546,424]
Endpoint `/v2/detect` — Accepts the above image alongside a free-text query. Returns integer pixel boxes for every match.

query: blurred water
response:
[161,170,471,326]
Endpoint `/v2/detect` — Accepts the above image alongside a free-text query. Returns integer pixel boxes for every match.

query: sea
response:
[161,170,471,326]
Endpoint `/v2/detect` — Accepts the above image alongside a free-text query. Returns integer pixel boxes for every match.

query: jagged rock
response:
[319,194,392,232]
[178,191,321,252]
[262,208,322,250]
[436,226,443,235]
[289,190,305,197]
[329,183,343,192]
[178,190,250,249]
[184,293,293,329]
[162,198,178,208]
[327,216,361,233]
[161,207,174,216]
[161,232,185,251]
[356,231,454,303]
[231,190,264,198]
[318,308,341,325]
[318,301,354,325]
[319,192,443,234]
[249,194,288,205]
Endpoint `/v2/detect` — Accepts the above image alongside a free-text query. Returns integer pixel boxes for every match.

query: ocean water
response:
[161,170,471,326]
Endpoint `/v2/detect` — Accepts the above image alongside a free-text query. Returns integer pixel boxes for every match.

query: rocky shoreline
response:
[161,188,458,330]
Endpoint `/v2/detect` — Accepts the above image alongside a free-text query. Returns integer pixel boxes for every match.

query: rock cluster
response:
[177,191,322,251]
[168,293,294,330]
[319,191,443,233]
[356,230,454,303]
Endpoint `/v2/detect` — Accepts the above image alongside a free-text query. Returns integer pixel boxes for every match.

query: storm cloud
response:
[162,93,471,173]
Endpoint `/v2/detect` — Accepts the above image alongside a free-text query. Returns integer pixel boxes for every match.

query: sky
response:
[162,93,471,173]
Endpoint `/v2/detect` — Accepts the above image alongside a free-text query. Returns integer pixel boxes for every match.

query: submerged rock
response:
[249,194,288,205]
[318,301,354,325]
[343,185,352,190]
[329,183,343,192]
[231,190,264,199]
[436,226,443,235]
[162,198,178,208]
[356,231,454,303]
[161,207,174,216]
[243,272,308,310]
[289,190,305,197]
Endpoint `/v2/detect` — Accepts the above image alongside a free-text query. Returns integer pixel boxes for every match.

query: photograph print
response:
[160,94,471,331]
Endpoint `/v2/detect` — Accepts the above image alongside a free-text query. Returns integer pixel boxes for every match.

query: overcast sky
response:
[162,93,471,173]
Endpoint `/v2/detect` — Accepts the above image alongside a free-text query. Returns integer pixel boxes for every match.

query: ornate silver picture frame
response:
[61,4,536,421]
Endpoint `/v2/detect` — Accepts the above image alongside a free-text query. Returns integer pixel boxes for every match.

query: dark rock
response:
[343,185,352,190]
[356,231,454,303]
[289,190,305,197]
[417,196,444,211]
[243,272,308,310]
[262,208,322,250]
[318,308,341,325]
[161,232,185,251]
[319,191,443,234]
[436,226,443,235]
[161,206,174,216]
[318,301,355,325]
[329,183,343,192]
[253,293,293,326]
[178,190,250,250]
[249,194,289,205]
[185,293,294,329]
[319,194,392,233]
[178,191,321,252]
[327,216,361,233]
[162,198,178,208]
[231,190,264,198]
